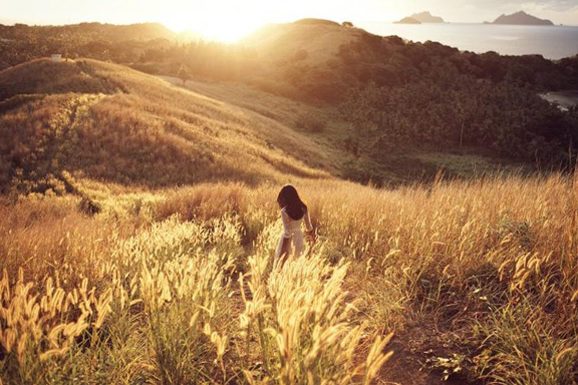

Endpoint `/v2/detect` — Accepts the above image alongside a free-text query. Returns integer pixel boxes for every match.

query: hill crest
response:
[243,18,368,65]
[0,58,125,101]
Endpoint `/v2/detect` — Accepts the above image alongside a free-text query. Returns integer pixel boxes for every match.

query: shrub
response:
[294,113,326,133]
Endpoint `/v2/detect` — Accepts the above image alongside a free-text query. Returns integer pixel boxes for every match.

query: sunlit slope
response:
[0,58,332,192]
[244,19,365,65]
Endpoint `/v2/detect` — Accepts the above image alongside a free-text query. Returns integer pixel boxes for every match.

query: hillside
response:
[0,58,334,194]
[243,18,366,66]
[0,58,123,99]
[238,20,578,172]
[0,57,530,197]
[1,171,577,385]
[2,19,578,190]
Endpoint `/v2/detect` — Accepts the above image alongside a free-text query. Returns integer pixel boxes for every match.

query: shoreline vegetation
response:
[541,90,578,111]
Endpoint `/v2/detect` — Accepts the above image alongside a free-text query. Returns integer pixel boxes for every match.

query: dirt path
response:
[44,94,104,167]
[379,328,480,385]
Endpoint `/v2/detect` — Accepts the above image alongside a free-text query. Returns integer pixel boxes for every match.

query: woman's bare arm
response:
[304,209,317,244]
[304,209,313,232]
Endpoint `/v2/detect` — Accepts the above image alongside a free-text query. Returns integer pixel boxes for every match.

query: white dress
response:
[275,207,313,258]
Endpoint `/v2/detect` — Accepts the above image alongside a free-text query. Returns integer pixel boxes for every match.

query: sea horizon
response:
[2,17,578,60]
[359,21,578,60]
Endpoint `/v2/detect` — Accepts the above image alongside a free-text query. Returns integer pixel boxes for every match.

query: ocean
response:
[358,22,578,60]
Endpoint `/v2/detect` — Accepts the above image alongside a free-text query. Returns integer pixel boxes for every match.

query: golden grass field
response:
[1,173,577,385]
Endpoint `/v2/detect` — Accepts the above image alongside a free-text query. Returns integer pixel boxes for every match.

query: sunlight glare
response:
[161,3,270,42]
[164,17,261,42]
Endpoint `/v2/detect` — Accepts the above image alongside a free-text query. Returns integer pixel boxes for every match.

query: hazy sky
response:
[1,0,577,40]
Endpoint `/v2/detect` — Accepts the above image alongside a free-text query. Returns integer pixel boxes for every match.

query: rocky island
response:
[488,11,554,26]
[395,11,445,24]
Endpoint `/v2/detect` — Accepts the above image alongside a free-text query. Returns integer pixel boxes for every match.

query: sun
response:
[163,12,263,43]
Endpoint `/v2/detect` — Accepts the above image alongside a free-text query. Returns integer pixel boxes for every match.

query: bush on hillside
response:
[294,112,326,133]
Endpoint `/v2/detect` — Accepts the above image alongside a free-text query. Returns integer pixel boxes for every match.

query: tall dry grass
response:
[1,172,577,384]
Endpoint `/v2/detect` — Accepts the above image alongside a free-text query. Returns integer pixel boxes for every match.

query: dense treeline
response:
[342,77,578,167]
[265,32,578,103]
[337,34,578,90]
[0,23,174,68]
[331,34,578,167]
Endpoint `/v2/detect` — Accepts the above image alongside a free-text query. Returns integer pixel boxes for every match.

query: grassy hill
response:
[0,58,336,194]
[0,58,123,99]
[161,73,529,184]
[239,20,578,171]
[243,18,365,66]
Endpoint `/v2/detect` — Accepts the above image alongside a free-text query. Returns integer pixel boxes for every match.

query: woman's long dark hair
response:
[277,184,307,220]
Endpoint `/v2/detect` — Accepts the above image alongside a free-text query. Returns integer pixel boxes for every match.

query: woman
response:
[275,184,316,262]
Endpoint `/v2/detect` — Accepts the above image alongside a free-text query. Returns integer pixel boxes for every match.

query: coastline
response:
[358,22,578,59]
[540,91,578,111]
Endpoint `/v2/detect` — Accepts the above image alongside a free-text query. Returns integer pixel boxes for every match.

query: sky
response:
[1,0,577,41]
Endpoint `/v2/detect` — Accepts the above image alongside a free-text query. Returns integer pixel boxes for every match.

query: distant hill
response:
[0,22,180,68]
[243,18,367,66]
[394,17,421,25]
[242,19,578,171]
[408,11,445,23]
[293,18,342,27]
[489,11,554,25]
[0,22,176,42]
